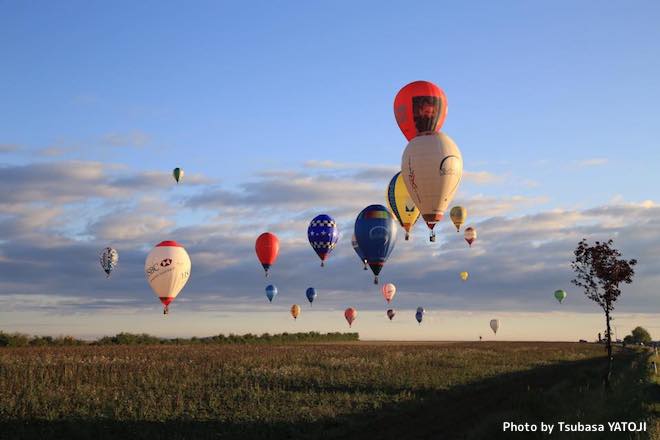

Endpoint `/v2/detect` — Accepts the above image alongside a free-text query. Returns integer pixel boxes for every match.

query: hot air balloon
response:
[344,307,357,327]
[401,132,463,242]
[256,232,279,276]
[172,167,184,184]
[291,304,301,320]
[394,81,448,141]
[554,289,567,304]
[354,205,398,284]
[460,271,469,281]
[351,234,368,270]
[464,227,477,247]
[308,214,339,267]
[490,319,499,334]
[265,285,278,302]
[99,247,119,278]
[386,172,420,241]
[382,283,396,304]
[306,287,317,306]
[387,309,396,321]
[144,241,191,314]
[416,307,425,324]
[450,206,467,232]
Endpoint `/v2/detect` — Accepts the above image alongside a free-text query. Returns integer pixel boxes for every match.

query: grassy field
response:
[0,342,656,439]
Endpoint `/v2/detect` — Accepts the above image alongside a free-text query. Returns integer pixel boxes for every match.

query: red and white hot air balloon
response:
[144,241,191,314]
[344,307,357,327]
[382,283,396,304]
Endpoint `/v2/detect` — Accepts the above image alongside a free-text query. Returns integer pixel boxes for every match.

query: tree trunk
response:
[604,307,612,390]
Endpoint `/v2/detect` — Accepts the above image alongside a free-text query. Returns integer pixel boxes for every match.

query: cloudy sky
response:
[1,1,659,340]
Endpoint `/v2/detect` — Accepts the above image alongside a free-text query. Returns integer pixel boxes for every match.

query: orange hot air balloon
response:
[256,232,279,276]
[290,304,301,320]
[344,307,357,327]
[394,81,448,141]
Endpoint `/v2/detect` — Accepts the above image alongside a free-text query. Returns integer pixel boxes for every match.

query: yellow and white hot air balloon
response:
[401,132,463,242]
[386,172,420,240]
[144,240,191,314]
[450,206,467,232]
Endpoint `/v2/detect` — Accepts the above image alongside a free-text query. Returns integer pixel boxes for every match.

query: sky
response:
[1,1,659,340]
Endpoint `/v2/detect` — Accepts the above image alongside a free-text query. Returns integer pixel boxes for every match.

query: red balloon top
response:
[255,232,279,266]
[156,240,183,247]
[393,81,448,140]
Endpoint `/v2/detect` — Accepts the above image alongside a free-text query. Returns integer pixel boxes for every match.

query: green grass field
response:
[0,342,657,439]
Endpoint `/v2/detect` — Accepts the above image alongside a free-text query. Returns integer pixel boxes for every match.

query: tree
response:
[571,239,637,389]
[628,326,652,345]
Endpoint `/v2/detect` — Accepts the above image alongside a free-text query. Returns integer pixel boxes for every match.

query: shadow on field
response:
[0,350,649,440]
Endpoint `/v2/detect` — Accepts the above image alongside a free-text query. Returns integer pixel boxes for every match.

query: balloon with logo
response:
[265,285,278,303]
[554,289,567,304]
[344,307,357,327]
[490,319,500,334]
[351,234,368,270]
[394,80,448,141]
[401,132,463,242]
[99,247,119,278]
[306,287,317,306]
[450,206,467,232]
[144,241,191,314]
[387,309,396,321]
[460,271,469,282]
[172,167,184,184]
[308,214,339,267]
[416,307,425,324]
[354,205,398,284]
[386,172,420,241]
[382,283,396,304]
[256,232,279,276]
[290,304,301,320]
[464,227,477,247]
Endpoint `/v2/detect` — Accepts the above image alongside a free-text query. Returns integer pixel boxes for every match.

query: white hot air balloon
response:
[490,319,500,334]
[401,132,463,242]
[99,247,119,278]
[144,240,191,314]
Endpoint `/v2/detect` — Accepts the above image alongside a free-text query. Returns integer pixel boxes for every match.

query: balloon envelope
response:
[344,307,357,327]
[354,205,398,283]
[172,167,184,183]
[554,289,567,303]
[490,319,499,334]
[306,287,317,305]
[290,304,301,320]
[265,285,278,302]
[394,81,448,141]
[450,206,467,232]
[99,247,119,277]
[144,241,191,313]
[464,227,477,247]
[460,271,469,281]
[387,309,395,321]
[382,283,396,303]
[415,311,424,324]
[256,232,279,275]
[401,132,463,240]
[308,214,339,266]
[386,172,420,240]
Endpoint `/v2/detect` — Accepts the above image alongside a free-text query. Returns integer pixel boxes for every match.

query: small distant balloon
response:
[291,304,301,320]
[344,307,357,327]
[265,285,278,303]
[387,309,396,321]
[490,319,499,334]
[554,289,567,304]
[416,307,425,324]
[464,227,477,247]
[450,206,467,232]
[99,247,119,278]
[256,232,279,276]
[382,283,396,304]
[459,271,469,282]
[172,167,184,184]
[306,287,317,306]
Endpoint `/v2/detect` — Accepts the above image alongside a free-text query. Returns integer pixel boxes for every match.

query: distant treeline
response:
[0,331,359,347]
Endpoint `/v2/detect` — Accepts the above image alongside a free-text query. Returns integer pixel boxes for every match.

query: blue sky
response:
[1,2,659,340]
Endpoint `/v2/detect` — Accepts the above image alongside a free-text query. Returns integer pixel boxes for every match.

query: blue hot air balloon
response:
[416,307,424,324]
[308,214,339,267]
[306,287,317,306]
[354,205,398,284]
[265,285,278,302]
[351,233,368,270]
